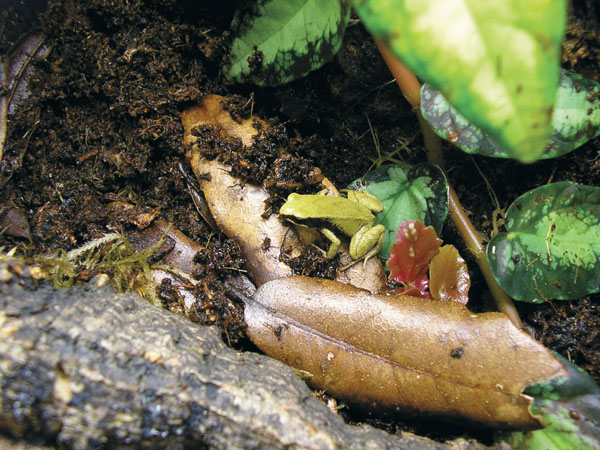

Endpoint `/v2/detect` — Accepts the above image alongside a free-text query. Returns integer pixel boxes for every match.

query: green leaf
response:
[224,0,350,86]
[354,0,567,163]
[421,70,600,159]
[487,182,600,303]
[348,163,448,260]
[501,353,600,449]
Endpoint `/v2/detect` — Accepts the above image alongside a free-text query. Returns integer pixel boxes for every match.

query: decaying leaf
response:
[183,99,295,286]
[245,276,568,429]
[126,219,209,309]
[429,245,470,304]
[0,201,30,239]
[107,201,161,229]
[1,31,48,187]
[182,95,386,292]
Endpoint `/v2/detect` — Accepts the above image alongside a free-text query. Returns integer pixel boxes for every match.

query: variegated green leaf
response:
[487,182,600,302]
[225,0,350,86]
[421,70,600,159]
[349,164,448,260]
[354,0,567,163]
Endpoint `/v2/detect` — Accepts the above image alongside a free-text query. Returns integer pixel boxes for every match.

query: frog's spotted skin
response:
[279,191,385,262]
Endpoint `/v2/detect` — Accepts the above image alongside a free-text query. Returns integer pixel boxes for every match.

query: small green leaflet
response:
[224,0,350,86]
[487,182,600,303]
[421,70,600,160]
[353,0,566,163]
[348,164,448,260]
[501,353,600,449]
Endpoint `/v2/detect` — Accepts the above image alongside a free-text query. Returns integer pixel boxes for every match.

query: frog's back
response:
[280,193,372,235]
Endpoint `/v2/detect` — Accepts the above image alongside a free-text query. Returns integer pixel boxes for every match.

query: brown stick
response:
[375,39,523,328]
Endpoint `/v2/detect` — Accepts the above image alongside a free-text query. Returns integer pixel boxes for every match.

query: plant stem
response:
[0,74,7,165]
[375,39,523,328]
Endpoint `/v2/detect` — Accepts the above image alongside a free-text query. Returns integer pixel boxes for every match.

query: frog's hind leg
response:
[348,224,385,261]
[360,230,385,267]
[317,228,341,259]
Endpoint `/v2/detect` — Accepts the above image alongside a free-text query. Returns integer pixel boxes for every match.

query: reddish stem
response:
[374,39,523,329]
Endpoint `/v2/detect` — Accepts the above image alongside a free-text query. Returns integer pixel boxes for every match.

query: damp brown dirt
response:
[1,0,599,444]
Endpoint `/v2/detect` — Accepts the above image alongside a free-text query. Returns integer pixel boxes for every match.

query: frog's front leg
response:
[349,224,385,262]
[319,228,341,259]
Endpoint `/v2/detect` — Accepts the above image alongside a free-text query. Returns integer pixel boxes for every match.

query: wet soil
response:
[1,0,599,443]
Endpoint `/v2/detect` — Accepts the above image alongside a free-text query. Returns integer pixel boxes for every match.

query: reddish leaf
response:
[386,219,441,289]
[429,245,470,304]
[392,273,432,298]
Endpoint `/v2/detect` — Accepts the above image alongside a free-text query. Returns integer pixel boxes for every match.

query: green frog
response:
[279,190,385,264]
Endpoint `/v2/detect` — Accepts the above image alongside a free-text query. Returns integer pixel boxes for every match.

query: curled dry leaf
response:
[1,32,48,183]
[126,220,202,274]
[245,276,568,429]
[183,100,287,286]
[429,245,470,304]
[183,95,386,292]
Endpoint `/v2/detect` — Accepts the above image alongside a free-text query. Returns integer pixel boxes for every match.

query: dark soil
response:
[1,0,599,444]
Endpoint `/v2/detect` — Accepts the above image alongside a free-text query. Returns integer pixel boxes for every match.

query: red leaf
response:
[391,273,432,298]
[429,245,470,304]
[387,219,441,288]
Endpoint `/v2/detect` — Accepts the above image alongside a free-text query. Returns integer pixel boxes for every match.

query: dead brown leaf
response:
[126,219,203,276]
[245,276,569,430]
[182,95,386,292]
[183,99,293,286]
[126,219,208,310]
[0,202,30,239]
[107,201,161,229]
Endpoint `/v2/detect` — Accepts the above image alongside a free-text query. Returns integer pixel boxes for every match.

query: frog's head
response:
[279,193,304,218]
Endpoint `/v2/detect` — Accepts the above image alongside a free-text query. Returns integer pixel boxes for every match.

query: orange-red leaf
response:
[429,245,470,304]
